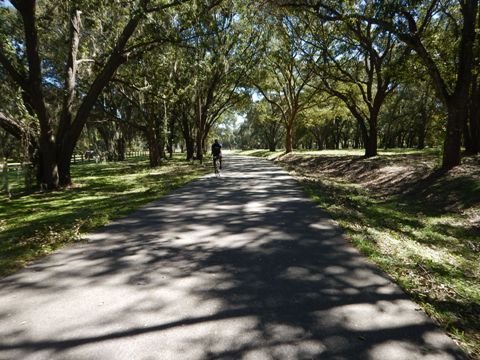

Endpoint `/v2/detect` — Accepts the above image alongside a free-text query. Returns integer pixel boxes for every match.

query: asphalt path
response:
[0,155,467,359]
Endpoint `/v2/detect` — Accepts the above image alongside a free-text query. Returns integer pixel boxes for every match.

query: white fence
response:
[1,151,149,196]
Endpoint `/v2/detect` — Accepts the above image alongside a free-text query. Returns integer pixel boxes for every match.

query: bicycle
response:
[213,155,221,177]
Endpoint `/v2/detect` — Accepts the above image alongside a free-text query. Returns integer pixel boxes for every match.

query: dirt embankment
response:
[275,153,480,226]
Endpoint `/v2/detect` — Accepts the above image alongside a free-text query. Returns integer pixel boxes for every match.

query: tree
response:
[0,0,188,188]
[298,10,405,157]
[253,15,319,153]
[379,78,442,149]
[185,0,258,162]
[302,97,354,150]
[282,0,479,168]
[369,1,479,164]
[246,100,284,151]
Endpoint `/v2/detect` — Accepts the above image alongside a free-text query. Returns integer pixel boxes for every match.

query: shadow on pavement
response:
[0,156,467,359]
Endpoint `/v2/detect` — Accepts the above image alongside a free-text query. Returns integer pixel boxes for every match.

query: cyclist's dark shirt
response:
[212,143,222,156]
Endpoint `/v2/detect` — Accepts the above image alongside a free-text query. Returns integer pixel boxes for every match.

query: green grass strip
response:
[0,156,208,278]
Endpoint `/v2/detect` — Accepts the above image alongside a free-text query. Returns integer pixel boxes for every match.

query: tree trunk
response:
[469,108,480,154]
[14,1,58,188]
[463,120,474,153]
[417,109,427,149]
[57,153,72,187]
[167,134,174,159]
[364,111,379,157]
[38,134,59,188]
[1,2,150,188]
[268,141,276,152]
[56,133,78,186]
[465,75,480,154]
[97,126,115,161]
[195,128,204,163]
[146,128,161,167]
[407,1,477,168]
[364,134,377,157]
[285,123,293,153]
[185,138,195,161]
[442,102,464,169]
[55,12,143,185]
[157,126,166,160]
[166,106,175,159]
[157,103,167,159]
[179,111,195,161]
[116,137,125,161]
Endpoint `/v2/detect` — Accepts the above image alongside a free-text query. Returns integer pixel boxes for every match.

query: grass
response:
[1,165,32,195]
[243,148,480,359]
[239,147,442,158]
[238,149,285,159]
[0,155,208,278]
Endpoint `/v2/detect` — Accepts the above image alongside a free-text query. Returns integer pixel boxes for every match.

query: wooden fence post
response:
[17,164,21,188]
[2,161,9,197]
[24,163,33,191]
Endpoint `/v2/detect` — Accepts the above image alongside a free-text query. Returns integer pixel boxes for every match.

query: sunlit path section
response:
[0,156,467,359]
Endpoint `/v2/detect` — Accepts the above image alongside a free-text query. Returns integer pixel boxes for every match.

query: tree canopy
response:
[1,0,478,188]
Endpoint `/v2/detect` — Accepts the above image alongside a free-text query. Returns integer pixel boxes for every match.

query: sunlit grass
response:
[0,156,208,278]
[303,178,480,357]
[239,147,442,158]
[239,149,284,159]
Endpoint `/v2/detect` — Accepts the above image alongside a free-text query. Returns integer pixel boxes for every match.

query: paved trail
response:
[0,156,466,359]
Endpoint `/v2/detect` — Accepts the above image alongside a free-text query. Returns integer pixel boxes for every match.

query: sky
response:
[0,0,13,8]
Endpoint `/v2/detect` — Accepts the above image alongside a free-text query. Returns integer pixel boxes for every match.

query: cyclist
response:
[211,139,222,170]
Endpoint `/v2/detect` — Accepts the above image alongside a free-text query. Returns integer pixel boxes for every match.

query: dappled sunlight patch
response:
[369,340,440,360]
[296,149,365,157]
[360,227,458,270]
[1,155,469,359]
[71,195,110,202]
[425,215,463,228]
[0,157,208,278]
[322,265,347,275]
[277,152,480,357]
[309,221,337,231]
[322,300,428,331]
[243,200,277,214]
